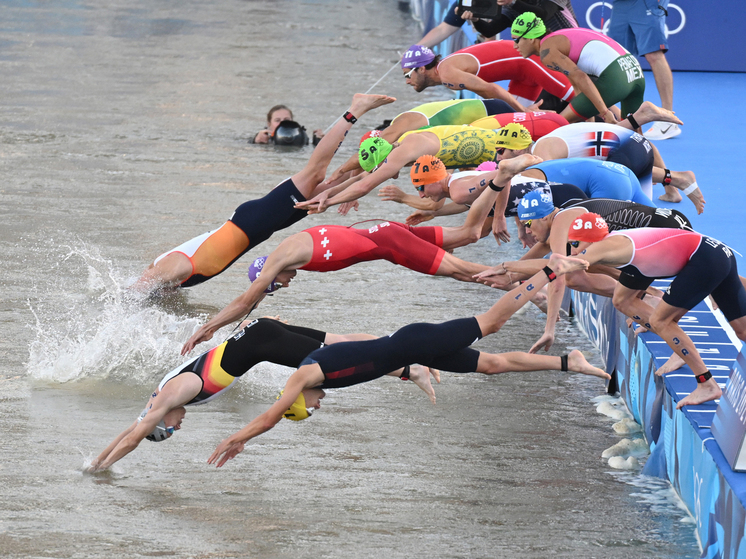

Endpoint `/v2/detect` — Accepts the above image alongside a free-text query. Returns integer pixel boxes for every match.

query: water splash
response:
[26,240,205,384]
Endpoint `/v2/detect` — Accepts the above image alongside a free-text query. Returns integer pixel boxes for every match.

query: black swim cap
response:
[272,121,309,147]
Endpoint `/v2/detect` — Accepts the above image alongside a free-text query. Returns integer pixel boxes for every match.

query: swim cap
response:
[278,390,312,421]
[495,123,533,150]
[410,155,448,186]
[518,189,555,221]
[146,420,174,442]
[248,256,279,293]
[511,12,547,40]
[476,161,498,172]
[359,129,381,145]
[401,45,436,69]
[567,212,609,242]
[138,407,174,442]
[272,121,309,147]
[359,137,393,173]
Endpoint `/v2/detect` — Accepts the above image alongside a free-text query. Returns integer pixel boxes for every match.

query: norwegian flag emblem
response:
[582,131,620,158]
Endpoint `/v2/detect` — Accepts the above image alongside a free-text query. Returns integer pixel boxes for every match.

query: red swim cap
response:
[567,212,609,242]
[359,129,381,145]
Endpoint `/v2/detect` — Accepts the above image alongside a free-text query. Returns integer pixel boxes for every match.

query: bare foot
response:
[567,349,611,380]
[658,188,682,204]
[676,379,722,409]
[547,253,589,276]
[635,101,683,126]
[655,353,685,376]
[408,365,440,404]
[348,93,396,118]
[671,170,705,215]
[496,153,543,183]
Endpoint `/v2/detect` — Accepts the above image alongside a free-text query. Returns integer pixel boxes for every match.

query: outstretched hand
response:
[295,190,330,214]
[492,215,510,245]
[338,201,359,216]
[377,185,407,203]
[529,332,554,354]
[208,438,246,468]
[181,327,213,356]
[406,210,434,226]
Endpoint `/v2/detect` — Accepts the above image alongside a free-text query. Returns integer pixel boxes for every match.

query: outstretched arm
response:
[207,365,324,467]
[377,185,441,210]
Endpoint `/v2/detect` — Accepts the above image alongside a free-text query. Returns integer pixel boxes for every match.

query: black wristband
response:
[696,370,712,383]
[626,113,640,130]
[543,266,557,282]
[488,179,504,192]
[663,168,672,186]
[400,365,411,380]
[560,354,568,372]
[342,111,357,124]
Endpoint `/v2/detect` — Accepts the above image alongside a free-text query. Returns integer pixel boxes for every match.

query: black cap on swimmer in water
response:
[272,121,309,147]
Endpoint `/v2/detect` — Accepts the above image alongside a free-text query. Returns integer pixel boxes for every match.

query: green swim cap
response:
[359,137,394,173]
[511,12,546,40]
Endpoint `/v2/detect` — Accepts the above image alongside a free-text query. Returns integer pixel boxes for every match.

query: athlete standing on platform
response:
[87,318,438,472]
[511,12,645,124]
[401,42,574,111]
[207,254,610,468]
[565,213,746,409]
[132,93,395,292]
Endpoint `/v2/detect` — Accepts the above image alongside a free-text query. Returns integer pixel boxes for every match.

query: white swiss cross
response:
[323,250,333,260]
[318,227,327,235]
[321,237,330,247]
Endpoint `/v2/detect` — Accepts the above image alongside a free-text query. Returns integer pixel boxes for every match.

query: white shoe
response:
[644,121,681,141]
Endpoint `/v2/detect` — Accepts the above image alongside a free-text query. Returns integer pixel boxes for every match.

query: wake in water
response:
[26,239,206,384]
[25,239,301,396]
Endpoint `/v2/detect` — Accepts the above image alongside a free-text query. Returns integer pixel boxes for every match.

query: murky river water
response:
[0,1,699,557]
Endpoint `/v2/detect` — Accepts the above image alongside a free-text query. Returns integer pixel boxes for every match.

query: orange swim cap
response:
[567,212,609,242]
[410,155,448,186]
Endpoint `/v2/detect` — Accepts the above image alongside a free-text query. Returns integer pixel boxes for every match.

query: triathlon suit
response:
[505,178,587,217]
[542,28,645,118]
[530,158,653,206]
[392,99,514,128]
[439,40,575,104]
[470,111,569,140]
[154,178,308,287]
[608,228,746,321]
[534,122,654,200]
[561,199,691,232]
[399,126,501,169]
[158,318,326,405]
[299,222,445,275]
[302,317,485,389]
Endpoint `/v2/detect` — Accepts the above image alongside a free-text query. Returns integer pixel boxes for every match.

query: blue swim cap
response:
[518,189,555,221]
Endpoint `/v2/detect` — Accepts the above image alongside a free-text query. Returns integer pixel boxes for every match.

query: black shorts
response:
[605,134,654,185]
[304,317,484,389]
[664,238,746,321]
[229,178,308,250]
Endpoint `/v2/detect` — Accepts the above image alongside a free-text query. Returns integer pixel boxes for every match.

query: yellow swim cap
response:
[495,123,533,150]
[277,390,312,421]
